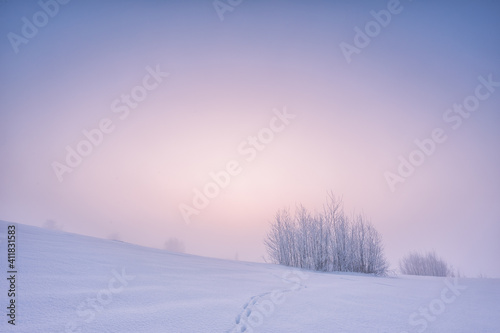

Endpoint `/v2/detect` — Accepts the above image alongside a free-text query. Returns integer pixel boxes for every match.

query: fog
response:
[1,0,499,277]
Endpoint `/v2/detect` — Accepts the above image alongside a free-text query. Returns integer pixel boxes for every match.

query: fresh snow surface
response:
[1,220,499,333]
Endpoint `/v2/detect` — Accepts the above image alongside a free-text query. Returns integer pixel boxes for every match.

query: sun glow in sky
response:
[1,0,499,277]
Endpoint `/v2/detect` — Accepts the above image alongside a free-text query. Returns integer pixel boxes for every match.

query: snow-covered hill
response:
[0,220,499,333]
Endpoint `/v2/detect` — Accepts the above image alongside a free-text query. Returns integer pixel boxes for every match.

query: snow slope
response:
[0,220,499,333]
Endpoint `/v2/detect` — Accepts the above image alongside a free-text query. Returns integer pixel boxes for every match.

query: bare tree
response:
[363,220,388,275]
[164,237,186,253]
[107,232,121,241]
[399,251,453,277]
[264,193,388,276]
[44,219,63,231]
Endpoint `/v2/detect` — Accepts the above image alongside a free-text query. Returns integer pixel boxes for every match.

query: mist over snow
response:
[1,221,499,332]
[1,0,500,331]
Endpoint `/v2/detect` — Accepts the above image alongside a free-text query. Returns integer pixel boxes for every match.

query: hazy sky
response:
[1,0,499,277]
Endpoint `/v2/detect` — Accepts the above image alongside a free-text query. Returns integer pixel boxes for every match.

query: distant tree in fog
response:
[399,251,454,277]
[44,219,63,230]
[107,232,121,241]
[164,237,186,253]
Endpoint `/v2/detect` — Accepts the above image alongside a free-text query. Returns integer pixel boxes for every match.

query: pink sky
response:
[1,0,499,277]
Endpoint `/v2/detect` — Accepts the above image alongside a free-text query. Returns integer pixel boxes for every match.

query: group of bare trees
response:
[399,251,455,277]
[264,194,388,275]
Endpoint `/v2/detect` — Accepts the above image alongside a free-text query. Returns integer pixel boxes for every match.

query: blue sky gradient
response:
[1,0,499,277]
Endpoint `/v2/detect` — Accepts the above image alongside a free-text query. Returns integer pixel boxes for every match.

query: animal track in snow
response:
[227,271,308,332]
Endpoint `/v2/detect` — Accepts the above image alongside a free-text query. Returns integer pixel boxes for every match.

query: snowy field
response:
[1,220,499,333]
